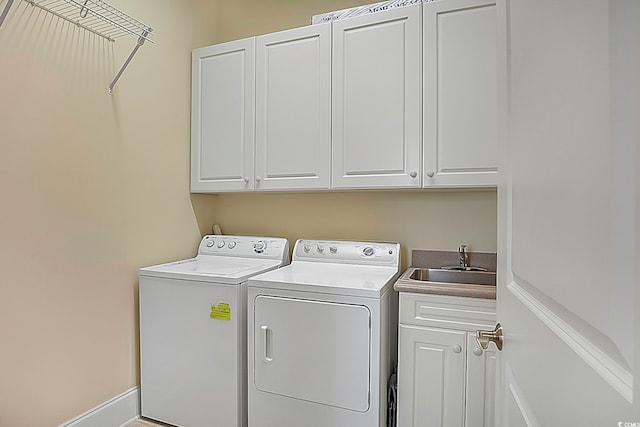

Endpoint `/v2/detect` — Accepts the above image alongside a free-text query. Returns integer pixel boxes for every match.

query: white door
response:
[497,0,639,424]
[191,38,255,192]
[331,4,422,189]
[255,24,331,191]
[253,296,371,411]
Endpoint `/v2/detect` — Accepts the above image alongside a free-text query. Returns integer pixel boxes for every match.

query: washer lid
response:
[248,261,400,297]
[140,256,284,284]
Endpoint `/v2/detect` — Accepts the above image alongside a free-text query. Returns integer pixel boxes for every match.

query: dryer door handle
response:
[261,325,273,362]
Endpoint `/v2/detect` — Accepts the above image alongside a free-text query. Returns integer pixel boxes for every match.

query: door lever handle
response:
[476,323,503,351]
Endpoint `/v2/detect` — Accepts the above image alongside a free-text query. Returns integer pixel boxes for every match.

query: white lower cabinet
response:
[398,325,466,426]
[464,333,497,427]
[397,293,496,427]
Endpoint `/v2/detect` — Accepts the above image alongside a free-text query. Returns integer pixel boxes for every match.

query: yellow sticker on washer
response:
[210,303,231,320]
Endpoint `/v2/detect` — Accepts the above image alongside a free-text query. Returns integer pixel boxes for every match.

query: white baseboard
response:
[59,386,140,427]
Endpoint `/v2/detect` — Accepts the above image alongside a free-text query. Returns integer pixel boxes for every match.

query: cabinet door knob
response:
[473,347,483,356]
[255,176,262,182]
[452,345,462,354]
[426,170,435,178]
[410,171,418,178]
[243,177,250,183]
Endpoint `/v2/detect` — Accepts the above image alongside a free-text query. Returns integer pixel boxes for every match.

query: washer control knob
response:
[329,246,338,254]
[363,246,375,257]
[254,241,266,253]
[217,240,225,248]
[316,245,325,254]
[228,241,237,249]
[303,243,312,253]
[206,240,215,248]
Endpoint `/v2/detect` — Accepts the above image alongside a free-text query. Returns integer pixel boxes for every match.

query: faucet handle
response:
[458,244,468,253]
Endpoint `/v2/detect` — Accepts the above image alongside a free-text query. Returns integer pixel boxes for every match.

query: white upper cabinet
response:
[190,0,499,193]
[191,38,256,192]
[255,24,332,191]
[423,0,498,187]
[331,4,422,189]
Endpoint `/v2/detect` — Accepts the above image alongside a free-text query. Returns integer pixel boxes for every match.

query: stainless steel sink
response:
[404,267,496,286]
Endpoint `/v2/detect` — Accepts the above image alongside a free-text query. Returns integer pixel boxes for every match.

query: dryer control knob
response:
[363,246,375,257]
[228,241,237,249]
[303,243,311,253]
[217,240,225,248]
[316,245,325,254]
[206,240,215,248]
[329,246,338,254]
[254,241,266,253]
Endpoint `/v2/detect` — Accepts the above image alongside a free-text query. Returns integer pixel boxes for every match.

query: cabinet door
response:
[423,0,498,187]
[191,38,255,192]
[332,5,422,189]
[397,325,466,427]
[255,24,331,191]
[464,332,497,427]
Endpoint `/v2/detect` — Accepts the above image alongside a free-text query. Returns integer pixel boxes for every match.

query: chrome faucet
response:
[442,244,487,271]
[458,244,469,268]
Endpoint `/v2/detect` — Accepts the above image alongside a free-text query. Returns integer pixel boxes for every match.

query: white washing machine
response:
[247,239,401,427]
[139,235,289,427]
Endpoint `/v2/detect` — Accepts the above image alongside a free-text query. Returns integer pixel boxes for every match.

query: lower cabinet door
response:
[397,325,466,427]
[465,332,498,427]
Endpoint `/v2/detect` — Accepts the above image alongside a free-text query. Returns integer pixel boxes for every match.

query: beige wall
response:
[0,1,217,425]
[212,0,373,43]
[215,191,496,270]
[0,0,496,425]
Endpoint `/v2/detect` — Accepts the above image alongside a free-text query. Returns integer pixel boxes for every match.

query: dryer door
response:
[253,295,371,412]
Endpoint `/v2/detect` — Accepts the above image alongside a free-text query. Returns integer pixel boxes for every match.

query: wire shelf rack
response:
[0,0,155,94]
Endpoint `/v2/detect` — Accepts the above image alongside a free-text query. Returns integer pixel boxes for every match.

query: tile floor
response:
[124,418,168,427]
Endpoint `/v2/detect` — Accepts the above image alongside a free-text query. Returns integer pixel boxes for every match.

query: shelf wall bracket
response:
[108,28,151,95]
[0,0,15,28]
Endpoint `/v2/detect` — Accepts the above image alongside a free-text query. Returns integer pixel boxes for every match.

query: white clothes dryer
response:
[139,235,289,427]
[247,239,401,427]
